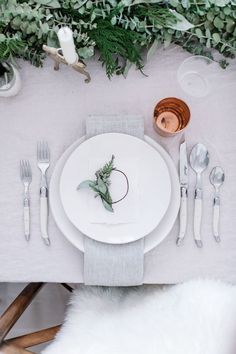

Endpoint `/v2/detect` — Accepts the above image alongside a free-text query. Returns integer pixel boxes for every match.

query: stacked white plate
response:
[50,133,180,253]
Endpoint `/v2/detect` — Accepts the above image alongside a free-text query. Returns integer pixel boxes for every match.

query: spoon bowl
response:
[190,143,209,174]
[210,167,225,190]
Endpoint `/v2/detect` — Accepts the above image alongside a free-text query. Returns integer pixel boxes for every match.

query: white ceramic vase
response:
[0,62,21,98]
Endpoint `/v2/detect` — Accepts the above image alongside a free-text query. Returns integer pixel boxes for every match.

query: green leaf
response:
[209,0,230,6]
[147,39,158,60]
[35,0,61,8]
[168,11,194,31]
[123,59,132,78]
[214,17,224,29]
[195,28,203,38]
[207,12,215,22]
[212,33,221,43]
[40,22,49,34]
[97,177,107,194]
[0,34,6,42]
[111,16,117,26]
[86,0,93,9]
[77,180,95,190]
[164,33,172,48]
[102,198,114,212]
[78,45,94,58]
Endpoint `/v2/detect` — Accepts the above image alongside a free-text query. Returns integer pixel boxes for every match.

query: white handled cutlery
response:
[176,139,188,246]
[20,160,32,241]
[190,143,209,248]
[209,166,225,243]
[37,141,50,246]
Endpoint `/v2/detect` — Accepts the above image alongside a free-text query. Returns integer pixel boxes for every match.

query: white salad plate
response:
[50,135,180,253]
[60,133,171,244]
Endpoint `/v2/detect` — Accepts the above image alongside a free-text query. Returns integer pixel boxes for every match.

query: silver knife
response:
[176,139,188,246]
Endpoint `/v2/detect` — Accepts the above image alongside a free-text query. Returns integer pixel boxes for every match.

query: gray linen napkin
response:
[84,115,144,286]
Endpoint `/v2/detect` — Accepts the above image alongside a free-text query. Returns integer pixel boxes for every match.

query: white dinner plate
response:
[60,133,171,244]
[50,135,180,253]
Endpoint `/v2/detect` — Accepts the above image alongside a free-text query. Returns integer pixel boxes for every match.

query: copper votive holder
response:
[153,97,190,137]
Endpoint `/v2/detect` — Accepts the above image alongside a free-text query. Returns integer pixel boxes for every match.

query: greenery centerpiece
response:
[0,0,235,78]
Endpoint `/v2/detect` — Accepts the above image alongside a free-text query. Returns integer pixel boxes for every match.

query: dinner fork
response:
[20,160,32,241]
[37,141,50,246]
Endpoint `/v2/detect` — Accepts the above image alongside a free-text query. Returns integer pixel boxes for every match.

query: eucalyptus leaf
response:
[214,16,224,29]
[147,39,158,60]
[0,34,6,42]
[35,0,61,8]
[212,32,221,43]
[168,11,194,31]
[78,45,94,58]
[102,199,114,212]
[209,0,230,6]
[97,177,107,194]
[77,180,95,189]
[123,59,132,78]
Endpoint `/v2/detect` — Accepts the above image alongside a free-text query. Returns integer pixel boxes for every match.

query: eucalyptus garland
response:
[0,0,235,77]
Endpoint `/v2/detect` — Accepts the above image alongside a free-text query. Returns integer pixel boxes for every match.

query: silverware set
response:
[177,139,225,248]
[20,141,51,245]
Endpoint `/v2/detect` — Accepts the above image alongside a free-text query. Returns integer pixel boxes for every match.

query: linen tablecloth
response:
[0,46,236,283]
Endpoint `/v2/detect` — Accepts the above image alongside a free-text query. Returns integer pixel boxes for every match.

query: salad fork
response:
[37,141,50,245]
[20,160,32,241]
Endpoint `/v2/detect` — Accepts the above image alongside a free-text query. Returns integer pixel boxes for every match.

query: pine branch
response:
[89,20,143,78]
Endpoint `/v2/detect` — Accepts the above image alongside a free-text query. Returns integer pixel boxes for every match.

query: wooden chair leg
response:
[0,343,34,354]
[5,325,61,349]
[0,283,44,343]
[61,283,73,293]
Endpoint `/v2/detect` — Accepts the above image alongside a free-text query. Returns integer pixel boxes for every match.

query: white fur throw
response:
[42,279,236,354]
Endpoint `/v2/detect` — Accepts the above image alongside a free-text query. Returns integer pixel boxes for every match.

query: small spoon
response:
[209,167,225,243]
[190,143,209,248]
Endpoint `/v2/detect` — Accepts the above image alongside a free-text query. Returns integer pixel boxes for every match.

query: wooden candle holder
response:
[42,45,91,83]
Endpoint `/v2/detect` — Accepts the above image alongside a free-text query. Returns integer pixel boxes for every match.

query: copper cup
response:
[153,97,190,137]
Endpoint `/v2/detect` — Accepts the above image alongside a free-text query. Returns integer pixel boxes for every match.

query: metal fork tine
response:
[23,160,26,178]
[45,141,49,160]
[46,143,49,160]
[24,160,28,177]
[44,141,47,160]
[20,160,23,179]
[37,141,50,162]
[43,141,46,160]
[37,142,40,161]
[20,159,32,182]
[26,160,31,178]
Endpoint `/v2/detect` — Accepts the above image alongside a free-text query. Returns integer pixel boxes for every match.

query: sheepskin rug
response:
[42,279,236,354]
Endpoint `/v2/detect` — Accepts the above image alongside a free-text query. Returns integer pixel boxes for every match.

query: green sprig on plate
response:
[77,155,115,212]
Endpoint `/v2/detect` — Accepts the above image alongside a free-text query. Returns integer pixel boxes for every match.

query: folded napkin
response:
[84,115,144,286]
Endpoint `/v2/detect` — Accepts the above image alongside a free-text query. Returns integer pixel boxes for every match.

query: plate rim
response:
[50,135,180,253]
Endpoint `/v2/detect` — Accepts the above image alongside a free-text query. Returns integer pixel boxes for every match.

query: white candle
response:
[57,26,78,65]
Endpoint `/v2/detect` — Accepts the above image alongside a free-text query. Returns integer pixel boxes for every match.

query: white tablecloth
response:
[0,46,236,283]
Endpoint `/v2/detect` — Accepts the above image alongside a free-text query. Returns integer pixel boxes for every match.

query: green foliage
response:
[0,34,25,62]
[89,20,143,77]
[78,155,115,212]
[0,0,235,77]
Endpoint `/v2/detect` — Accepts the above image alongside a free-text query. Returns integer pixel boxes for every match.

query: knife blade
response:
[176,139,188,246]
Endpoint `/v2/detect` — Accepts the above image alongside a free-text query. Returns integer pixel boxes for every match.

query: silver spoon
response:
[190,144,209,248]
[209,167,225,243]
